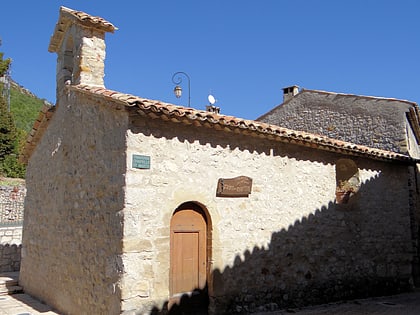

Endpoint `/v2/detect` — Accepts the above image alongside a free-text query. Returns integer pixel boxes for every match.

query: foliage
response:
[0,176,24,186]
[0,94,16,158]
[0,153,25,178]
[0,84,45,179]
[0,94,25,178]
[0,46,46,178]
[10,84,44,132]
[0,45,44,178]
[0,51,11,77]
[0,87,44,178]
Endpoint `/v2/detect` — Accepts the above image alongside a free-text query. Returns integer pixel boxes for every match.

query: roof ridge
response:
[301,89,418,106]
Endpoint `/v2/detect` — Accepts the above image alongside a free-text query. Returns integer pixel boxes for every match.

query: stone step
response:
[0,285,23,295]
[0,271,22,295]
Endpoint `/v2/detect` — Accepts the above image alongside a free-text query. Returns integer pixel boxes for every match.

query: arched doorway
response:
[169,202,210,311]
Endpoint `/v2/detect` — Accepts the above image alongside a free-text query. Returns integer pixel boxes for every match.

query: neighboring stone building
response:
[258,86,420,158]
[19,7,420,315]
[258,87,420,291]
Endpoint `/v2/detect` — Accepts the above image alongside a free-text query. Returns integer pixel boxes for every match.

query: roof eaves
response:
[59,6,117,33]
[19,104,55,164]
[69,85,418,164]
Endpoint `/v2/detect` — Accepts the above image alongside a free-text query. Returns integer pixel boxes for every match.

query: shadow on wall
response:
[148,169,416,315]
[126,112,419,314]
[0,244,21,272]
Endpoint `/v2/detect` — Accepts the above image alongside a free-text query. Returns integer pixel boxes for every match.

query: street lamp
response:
[171,71,191,107]
[173,85,182,98]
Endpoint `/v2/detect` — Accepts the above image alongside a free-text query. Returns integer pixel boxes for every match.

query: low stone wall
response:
[0,182,25,272]
[0,226,22,272]
[0,184,25,225]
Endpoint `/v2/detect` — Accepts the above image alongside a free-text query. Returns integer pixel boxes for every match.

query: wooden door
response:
[170,208,207,303]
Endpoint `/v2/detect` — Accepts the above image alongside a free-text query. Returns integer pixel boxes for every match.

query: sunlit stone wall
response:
[123,113,415,314]
[20,91,127,315]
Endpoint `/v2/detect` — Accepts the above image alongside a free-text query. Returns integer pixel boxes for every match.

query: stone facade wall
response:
[122,112,415,314]
[20,91,127,315]
[259,92,414,154]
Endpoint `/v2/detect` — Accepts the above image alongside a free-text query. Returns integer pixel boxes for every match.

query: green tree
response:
[0,52,10,77]
[0,44,25,178]
[0,42,11,77]
[0,93,15,158]
[0,97,25,178]
[0,94,25,177]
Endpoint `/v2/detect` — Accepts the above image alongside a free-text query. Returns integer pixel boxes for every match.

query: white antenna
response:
[208,94,216,105]
[206,92,220,114]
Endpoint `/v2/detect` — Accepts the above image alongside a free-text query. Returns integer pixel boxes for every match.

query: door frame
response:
[169,202,212,308]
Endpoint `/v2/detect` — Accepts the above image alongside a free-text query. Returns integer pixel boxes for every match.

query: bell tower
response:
[48,6,117,100]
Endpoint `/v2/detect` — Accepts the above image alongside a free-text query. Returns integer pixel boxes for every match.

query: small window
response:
[335,159,360,204]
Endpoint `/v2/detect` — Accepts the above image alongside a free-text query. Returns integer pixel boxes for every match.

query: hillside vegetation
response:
[1,44,51,179]
[0,81,50,178]
[10,82,46,132]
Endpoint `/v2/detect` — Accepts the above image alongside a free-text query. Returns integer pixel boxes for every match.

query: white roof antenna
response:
[206,93,220,114]
[208,93,216,105]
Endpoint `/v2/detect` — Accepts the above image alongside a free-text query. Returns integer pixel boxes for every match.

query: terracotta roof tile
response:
[21,83,418,164]
[59,6,116,32]
[65,84,417,164]
[49,7,116,53]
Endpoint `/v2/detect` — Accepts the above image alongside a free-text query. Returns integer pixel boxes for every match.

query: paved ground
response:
[0,293,58,315]
[0,291,420,314]
[255,290,420,315]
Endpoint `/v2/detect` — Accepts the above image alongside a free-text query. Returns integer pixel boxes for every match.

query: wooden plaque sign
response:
[216,176,252,197]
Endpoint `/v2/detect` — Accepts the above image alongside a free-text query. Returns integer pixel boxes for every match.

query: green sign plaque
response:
[132,154,150,169]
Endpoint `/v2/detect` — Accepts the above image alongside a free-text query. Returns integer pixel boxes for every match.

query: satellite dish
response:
[208,94,216,105]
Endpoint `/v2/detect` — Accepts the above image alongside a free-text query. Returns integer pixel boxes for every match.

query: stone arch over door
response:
[169,202,212,310]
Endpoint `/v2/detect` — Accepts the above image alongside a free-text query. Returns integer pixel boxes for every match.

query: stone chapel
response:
[19,6,420,315]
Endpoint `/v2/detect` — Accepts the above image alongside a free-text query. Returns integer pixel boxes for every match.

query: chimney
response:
[206,105,220,114]
[282,85,299,103]
[48,7,117,99]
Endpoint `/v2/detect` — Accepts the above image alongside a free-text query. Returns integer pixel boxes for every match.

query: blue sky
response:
[1,1,419,119]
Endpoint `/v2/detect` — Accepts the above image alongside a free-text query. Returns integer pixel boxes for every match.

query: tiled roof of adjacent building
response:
[20,84,419,164]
